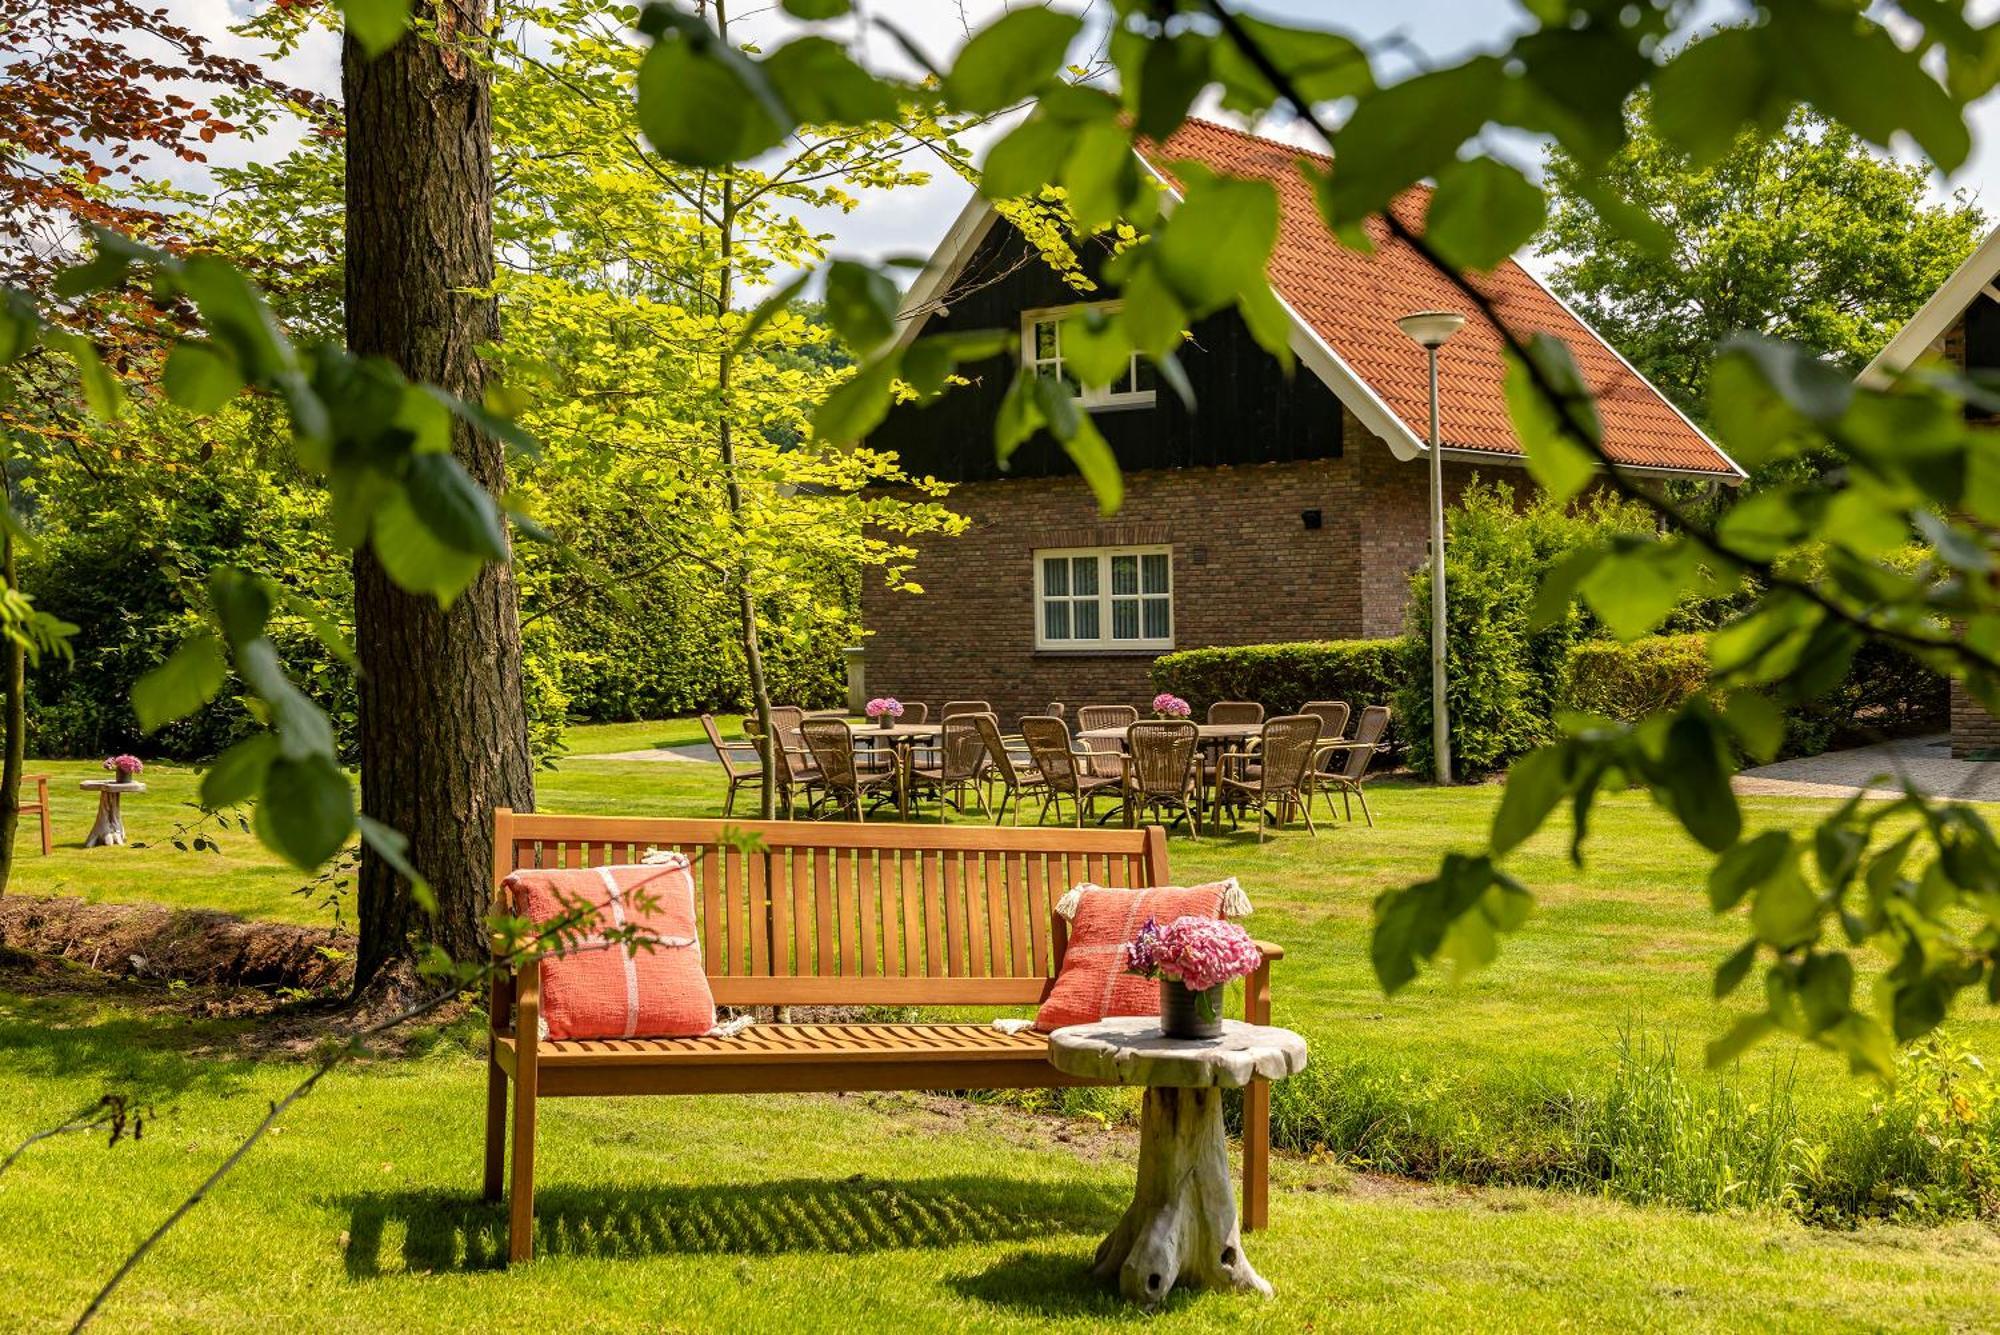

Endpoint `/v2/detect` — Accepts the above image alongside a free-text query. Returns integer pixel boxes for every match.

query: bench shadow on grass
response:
[338,1175,1124,1277]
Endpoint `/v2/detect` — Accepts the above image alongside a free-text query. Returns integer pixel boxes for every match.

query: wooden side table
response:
[1047,1017,1308,1307]
[79,779,146,848]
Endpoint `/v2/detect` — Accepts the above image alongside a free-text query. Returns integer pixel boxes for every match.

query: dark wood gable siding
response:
[868,217,1346,482]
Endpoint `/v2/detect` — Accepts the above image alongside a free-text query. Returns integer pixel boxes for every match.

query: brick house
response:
[861,120,1742,723]
[1864,225,2000,757]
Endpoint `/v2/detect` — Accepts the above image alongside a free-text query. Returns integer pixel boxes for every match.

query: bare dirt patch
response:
[0,894,354,992]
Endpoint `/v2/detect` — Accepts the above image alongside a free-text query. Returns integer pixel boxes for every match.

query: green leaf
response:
[1721,691,1786,765]
[812,355,900,446]
[1491,745,1566,856]
[1155,175,1280,311]
[1120,262,1188,361]
[1062,118,1140,231]
[199,733,279,810]
[1425,158,1546,273]
[1661,709,1740,853]
[162,341,244,415]
[1720,335,1852,425]
[1653,28,1784,164]
[207,567,274,646]
[49,333,122,420]
[1323,57,1505,224]
[979,118,1073,200]
[337,0,412,56]
[253,753,355,871]
[404,451,509,561]
[823,260,901,357]
[1131,32,1211,141]
[1505,352,1595,504]
[994,370,1046,467]
[765,36,901,125]
[1058,312,1131,392]
[781,0,849,18]
[1778,7,1970,173]
[636,20,789,168]
[370,489,485,606]
[1056,412,1122,518]
[943,7,1081,114]
[1211,16,1371,114]
[1714,940,1758,999]
[358,813,430,901]
[1705,1013,1775,1068]
[1795,951,1854,1034]
[1709,830,1790,912]
[1579,546,1690,641]
[0,286,38,365]
[132,632,227,732]
[1749,864,1819,949]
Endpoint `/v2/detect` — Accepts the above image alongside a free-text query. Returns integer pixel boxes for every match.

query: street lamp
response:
[1396,309,1466,786]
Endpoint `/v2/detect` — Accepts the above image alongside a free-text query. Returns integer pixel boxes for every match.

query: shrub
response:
[1400,481,1660,779]
[1558,633,1711,721]
[1149,638,1405,726]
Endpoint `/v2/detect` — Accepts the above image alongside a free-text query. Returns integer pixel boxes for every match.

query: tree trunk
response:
[0,475,21,901]
[343,2,533,991]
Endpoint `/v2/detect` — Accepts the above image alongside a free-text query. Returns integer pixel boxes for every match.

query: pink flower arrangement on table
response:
[102,754,143,779]
[1151,692,1191,719]
[1122,915,1264,991]
[864,697,905,720]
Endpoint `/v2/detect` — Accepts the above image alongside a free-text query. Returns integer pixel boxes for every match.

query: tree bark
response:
[0,471,22,902]
[343,1,533,990]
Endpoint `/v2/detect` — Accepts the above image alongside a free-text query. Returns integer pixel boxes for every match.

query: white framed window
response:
[1034,546,1173,651]
[1021,303,1157,410]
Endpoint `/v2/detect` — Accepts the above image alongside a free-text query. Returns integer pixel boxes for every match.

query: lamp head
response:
[1396,310,1467,350]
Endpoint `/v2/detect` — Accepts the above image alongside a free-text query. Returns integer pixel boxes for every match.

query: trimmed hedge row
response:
[1149,638,1406,724]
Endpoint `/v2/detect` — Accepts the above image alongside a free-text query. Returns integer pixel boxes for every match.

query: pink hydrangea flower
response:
[103,754,143,777]
[864,697,904,719]
[1122,915,1263,991]
[1151,693,1191,718]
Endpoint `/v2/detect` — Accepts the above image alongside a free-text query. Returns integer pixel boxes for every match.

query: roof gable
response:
[1861,223,2000,385]
[898,119,1741,480]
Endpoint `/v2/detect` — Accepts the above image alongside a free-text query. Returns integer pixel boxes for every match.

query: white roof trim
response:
[1861,223,2000,387]
[888,139,1736,479]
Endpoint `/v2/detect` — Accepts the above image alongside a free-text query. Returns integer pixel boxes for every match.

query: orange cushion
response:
[1034,883,1232,1032]
[506,857,715,1040]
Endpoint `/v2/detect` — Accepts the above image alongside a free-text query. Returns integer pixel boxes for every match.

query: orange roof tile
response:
[1143,119,1739,477]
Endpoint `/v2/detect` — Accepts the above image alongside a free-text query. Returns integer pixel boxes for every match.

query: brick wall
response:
[859,411,1492,725]
[1940,309,2000,756]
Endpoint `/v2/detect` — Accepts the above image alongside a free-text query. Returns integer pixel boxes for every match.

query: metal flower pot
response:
[1159,978,1224,1039]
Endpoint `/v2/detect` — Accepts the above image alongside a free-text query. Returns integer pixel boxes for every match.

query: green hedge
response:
[1558,633,1947,757]
[1149,639,1405,723]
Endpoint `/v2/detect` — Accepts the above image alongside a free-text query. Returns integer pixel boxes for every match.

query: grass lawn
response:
[3,720,1996,1329]
[3,980,1998,1332]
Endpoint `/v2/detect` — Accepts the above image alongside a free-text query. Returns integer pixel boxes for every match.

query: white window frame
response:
[1020,303,1156,411]
[1033,545,1174,651]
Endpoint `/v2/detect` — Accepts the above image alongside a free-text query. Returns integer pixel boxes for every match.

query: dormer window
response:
[1021,304,1157,410]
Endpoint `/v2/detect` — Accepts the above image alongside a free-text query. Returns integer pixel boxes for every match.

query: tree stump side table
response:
[1047,1017,1308,1308]
[79,779,145,848]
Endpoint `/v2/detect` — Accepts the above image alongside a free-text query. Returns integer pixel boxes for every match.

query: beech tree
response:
[1541,96,1984,413]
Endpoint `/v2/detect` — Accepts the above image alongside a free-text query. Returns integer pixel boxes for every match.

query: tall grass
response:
[1265,1025,1999,1225]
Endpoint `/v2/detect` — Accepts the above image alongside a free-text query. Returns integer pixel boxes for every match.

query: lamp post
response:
[1395,309,1466,785]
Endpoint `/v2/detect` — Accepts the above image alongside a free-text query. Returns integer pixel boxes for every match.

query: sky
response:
[162,0,2000,283]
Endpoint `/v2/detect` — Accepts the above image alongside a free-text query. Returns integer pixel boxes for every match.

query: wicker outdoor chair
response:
[972,712,1046,824]
[1074,705,1138,780]
[907,713,992,821]
[701,713,766,819]
[1218,714,1323,843]
[760,725,823,818]
[940,699,991,720]
[1321,704,1391,827]
[801,717,904,821]
[1021,715,1122,827]
[1124,719,1204,839]
[1208,700,1265,725]
[896,701,930,724]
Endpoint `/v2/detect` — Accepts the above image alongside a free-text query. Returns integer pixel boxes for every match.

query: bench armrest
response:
[1253,940,1284,961]
[1243,941,1279,1026]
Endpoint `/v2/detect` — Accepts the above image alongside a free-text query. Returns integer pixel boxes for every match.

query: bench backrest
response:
[493,811,1170,1008]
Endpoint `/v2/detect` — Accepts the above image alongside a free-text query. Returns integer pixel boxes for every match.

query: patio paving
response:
[1733,734,2000,801]
[572,744,716,763]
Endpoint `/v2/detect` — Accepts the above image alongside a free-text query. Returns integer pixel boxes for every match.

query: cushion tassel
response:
[1219,877,1253,918]
[1053,885,1089,920]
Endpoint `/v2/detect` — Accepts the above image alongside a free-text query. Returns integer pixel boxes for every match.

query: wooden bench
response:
[483,810,1282,1263]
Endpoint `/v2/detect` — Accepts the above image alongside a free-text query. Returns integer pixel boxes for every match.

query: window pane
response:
[1071,557,1099,595]
[1110,554,1138,595]
[1142,597,1170,639]
[1042,557,1067,597]
[1044,600,1071,641]
[1133,354,1157,393]
[1074,600,1100,640]
[1111,597,1139,640]
[1034,319,1059,361]
[1141,553,1169,593]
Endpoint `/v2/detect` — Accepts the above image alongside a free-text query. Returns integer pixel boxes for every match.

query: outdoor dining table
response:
[842,720,941,817]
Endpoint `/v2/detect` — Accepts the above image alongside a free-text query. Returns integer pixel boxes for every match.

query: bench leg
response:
[1242,1078,1269,1231]
[507,1062,537,1263]
[482,1050,507,1203]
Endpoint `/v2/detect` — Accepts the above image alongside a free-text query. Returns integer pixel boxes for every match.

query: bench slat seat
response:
[483,811,1279,1264]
